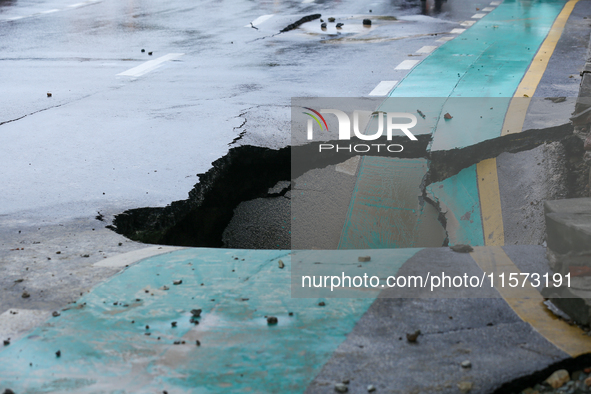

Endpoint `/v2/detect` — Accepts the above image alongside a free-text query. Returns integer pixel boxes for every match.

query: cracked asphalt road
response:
[2,0,591,392]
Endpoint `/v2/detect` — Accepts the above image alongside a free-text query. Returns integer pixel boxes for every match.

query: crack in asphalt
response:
[249,13,322,43]
[228,112,248,146]
[109,122,577,248]
[0,104,67,127]
[0,90,111,128]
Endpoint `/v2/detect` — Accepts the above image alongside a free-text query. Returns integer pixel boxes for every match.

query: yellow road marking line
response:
[471,246,591,357]
[503,0,580,136]
[477,0,580,246]
[476,159,504,245]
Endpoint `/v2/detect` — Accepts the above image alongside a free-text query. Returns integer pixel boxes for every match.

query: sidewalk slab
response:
[545,198,591,255]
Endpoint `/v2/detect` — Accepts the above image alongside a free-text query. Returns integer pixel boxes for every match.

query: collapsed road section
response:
[109,122,588,249]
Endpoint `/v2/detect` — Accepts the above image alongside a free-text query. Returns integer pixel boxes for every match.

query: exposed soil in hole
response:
[109,123,588,249]
[111,146,290,247]
[491,353,591,394]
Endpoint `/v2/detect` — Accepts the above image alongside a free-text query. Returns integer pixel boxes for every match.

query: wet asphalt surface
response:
[0,0,492,223]
[2,0,591,392]
[0,0,492,323]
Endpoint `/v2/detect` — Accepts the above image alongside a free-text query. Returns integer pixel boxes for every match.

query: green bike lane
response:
[340,0,572,249]
[0,247,420,392]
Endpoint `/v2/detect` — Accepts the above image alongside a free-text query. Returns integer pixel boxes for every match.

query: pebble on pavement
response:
[450,244,474,253]
[406,330,421,343]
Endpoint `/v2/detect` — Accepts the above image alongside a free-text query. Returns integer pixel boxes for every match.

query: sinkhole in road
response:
[109,123,585,249]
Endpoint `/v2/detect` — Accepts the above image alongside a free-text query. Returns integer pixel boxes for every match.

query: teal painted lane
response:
[432,98,510,151]
[389,0,566,148]
[338,157,446,249]
[426,165,485,246]
[342,0,567,249]
[392,0,565,99]
[0,247,420,393]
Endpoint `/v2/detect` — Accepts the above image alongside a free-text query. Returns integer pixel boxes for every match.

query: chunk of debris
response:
[406,330,421,343]
[335,383,348,393]
[546,369,570,389]
[321,22,327,29]
[267,316,278,324]
[190,309,202,317]
[461,360,472,368]
[52,311,60,317]
[55,350,61,357]
[3,340,9,346]
[328,17,335,22]
[336,23,344,28]
[4,389,15,394]
[358,256,371,262]
[148,52,153,55]
[450,244,474,253]
[417,109,426,119]
[367,385,376,393]
[141,49,145,52]
[47,92,52,97]
[22,292,30,299]
[319,301,326,306]
[278,259,285,269]
[161,285,169,291]
[173,280,182,285]
[444,112,453,119]
[363,19,372,26]
[457,381,473,393]
[196,340,201,346]
[280,14,321,33]
[14,279,24,283]
[545,96,566,103]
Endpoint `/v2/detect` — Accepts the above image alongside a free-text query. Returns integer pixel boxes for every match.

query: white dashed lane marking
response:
[436,36,455,42]
[2,0,101,22]
[482,7,495,11]
[472,13,486,18]
[395,60,419,70]
[368,81,398,96]
[416,45,437,54]
[117,53,185,77]
[461,20,476,26]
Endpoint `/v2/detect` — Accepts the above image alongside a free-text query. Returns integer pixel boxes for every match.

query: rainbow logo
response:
[302,107,328,132]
